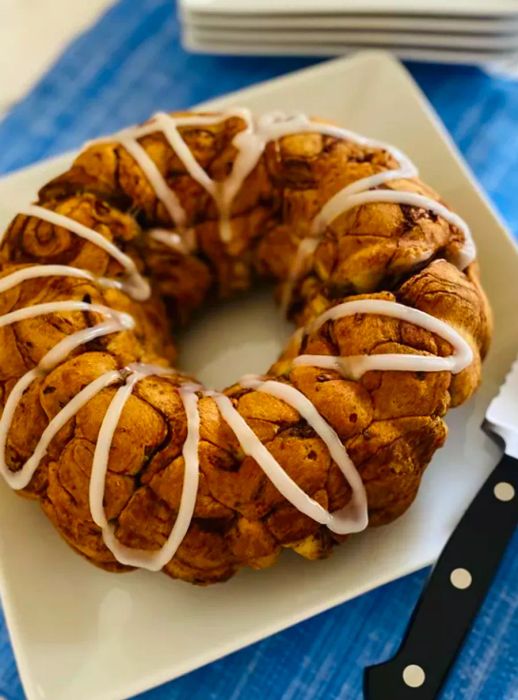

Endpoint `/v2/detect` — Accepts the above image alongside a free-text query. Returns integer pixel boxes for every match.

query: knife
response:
[364,357,518,700]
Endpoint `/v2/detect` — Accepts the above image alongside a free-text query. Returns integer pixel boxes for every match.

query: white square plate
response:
[181,10,518,33]
[181,0,518,17]
[181,29,518,64]
[182,25,518,50]
[0,51,517,700]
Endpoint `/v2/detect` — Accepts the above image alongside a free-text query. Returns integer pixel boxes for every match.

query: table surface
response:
[0,1,517,699]
[0,0,115,115]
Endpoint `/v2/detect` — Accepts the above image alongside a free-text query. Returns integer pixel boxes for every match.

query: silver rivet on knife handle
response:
[494,482,515,501]
[450,568,472,589]
[402,665,426,688]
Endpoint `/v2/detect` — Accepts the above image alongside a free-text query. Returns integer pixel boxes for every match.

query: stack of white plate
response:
[180,0,518,66]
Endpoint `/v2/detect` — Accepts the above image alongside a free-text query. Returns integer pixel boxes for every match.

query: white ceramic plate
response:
[0,51,517,700]
[182,32,517,65]
[183,25,518,50]
[181,11,518,32]
[181,0,518,17]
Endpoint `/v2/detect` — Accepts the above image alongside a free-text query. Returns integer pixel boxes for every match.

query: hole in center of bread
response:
[178,284,292,390]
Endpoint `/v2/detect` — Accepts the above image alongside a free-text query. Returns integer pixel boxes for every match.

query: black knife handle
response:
[364,453,518,700]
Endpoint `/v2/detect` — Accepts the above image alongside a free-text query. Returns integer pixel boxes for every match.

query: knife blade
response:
[364,357,518,700]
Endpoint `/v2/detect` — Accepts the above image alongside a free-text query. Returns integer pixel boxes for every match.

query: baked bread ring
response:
[0,110,491,584]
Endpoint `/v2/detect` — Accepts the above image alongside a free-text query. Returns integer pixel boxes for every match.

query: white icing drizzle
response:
[238,114,473,309]
[0,293,134,490]
[0,200,147,492]
[293,299,473,380]
[105,110,474,286]
[245,115,473,265]
[111,108,253,243]
[213,390,354,527]
[237,376,368,534]
[89,366,201,571]
[312,190,475,269]
[0,300,131,329]
[0,370,121,490]
[117,135,187,230]
[0,202,191,568]
[17,205,150,301]
[208,298,472,538]
[0,110,478,572]
[0,264,121,293]
[149,228,197,255]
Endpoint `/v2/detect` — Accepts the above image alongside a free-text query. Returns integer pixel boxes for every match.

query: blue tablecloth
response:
[0,1,517,698]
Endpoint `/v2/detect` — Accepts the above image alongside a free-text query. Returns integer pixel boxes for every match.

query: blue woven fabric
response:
[0,1,517,698]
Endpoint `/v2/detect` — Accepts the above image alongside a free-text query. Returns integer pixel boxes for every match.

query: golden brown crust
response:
[0,112,492,584]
